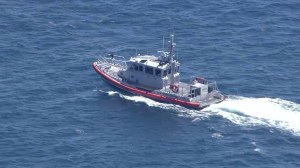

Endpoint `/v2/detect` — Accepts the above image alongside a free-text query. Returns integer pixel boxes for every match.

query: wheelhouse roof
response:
[129,55,169,69]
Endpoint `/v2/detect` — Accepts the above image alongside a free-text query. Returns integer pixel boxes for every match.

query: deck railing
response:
[98,55,127,69]
[158,78,220,99]
[190,76,219,91]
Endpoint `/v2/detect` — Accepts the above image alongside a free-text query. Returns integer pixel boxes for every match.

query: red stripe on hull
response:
[92,63,201,109]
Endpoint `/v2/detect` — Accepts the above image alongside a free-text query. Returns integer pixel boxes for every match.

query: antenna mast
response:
[169,33,176,85]
[169,33,176,62]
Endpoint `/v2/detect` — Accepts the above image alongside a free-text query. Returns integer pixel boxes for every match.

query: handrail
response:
[97,55,128,69]
[190,76,219,91]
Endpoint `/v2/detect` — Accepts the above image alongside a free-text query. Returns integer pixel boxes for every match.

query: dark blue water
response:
[1,0,300,167]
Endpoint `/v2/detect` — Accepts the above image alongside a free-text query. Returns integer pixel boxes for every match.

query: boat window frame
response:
[145,66,154,75]
[139,65,143,72]
[133,64,138,71]
[163,70,167,77]
[155,68,161,77]
[175,66,179,73]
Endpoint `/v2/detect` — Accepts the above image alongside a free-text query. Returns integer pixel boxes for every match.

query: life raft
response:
[195,77,206,84]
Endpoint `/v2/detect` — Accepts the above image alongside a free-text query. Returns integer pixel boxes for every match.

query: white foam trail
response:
[98,89,300,136]
[98,89,208,118]
[98,89,169,106]
[97,89,118,95]
[107,91,118,95]
[205,96,300,136]
[117,92,212,119]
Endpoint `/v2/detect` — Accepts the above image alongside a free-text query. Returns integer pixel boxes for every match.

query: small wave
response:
[251,141,263,153]
[212,133,223,139]
[98,89,300,136]
[75,128,85,134]
[48,21,57,27]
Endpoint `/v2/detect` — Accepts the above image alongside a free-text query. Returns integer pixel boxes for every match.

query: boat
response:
[92,34,226,109]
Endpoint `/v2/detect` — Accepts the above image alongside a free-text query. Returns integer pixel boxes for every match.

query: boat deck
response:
[93,34,225,108]
[95,60,224,106]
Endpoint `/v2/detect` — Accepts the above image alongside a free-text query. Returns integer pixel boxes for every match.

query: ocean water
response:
[1,0,300,167]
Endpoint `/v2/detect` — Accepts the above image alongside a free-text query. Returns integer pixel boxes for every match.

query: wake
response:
[97,89,300,136]
[205,96,300,136]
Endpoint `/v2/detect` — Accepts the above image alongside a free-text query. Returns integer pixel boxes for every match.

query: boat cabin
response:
[117,55,180,90]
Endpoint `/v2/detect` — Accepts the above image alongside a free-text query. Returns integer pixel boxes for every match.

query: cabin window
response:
[134,64,138,71]
[163,70,167,77]
[175,66,179,72]
[145,67,153,75]
[155,69,161,76]
[139,65,143,71]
